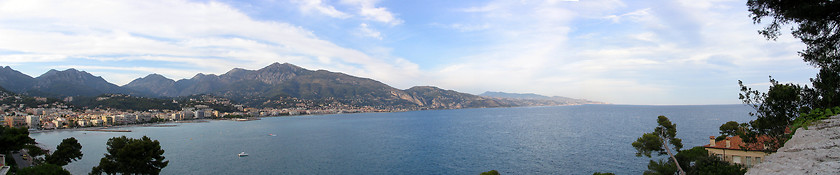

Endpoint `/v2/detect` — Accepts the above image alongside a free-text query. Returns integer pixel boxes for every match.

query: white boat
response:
[238,152,248,157]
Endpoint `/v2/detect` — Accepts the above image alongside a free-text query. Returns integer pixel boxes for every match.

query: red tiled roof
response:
[703,135,774,151]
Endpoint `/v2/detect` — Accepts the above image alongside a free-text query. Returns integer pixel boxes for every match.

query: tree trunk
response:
[662,130,686,175]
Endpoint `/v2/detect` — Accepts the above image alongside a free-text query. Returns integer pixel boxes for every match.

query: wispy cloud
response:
[432,23,491,32]
[292,0,350,18]
[341,0,403,25]
[358,23,382,40]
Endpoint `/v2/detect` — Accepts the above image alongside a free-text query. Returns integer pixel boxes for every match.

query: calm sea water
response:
[31,104,754,175]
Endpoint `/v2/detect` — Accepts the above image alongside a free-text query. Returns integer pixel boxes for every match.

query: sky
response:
[0,0,819,105]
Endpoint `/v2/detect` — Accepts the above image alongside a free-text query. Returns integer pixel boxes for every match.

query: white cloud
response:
[424,0,811,104]
[431,23,491,32]
[604,8,654,24]
[292,0,350,18]
[0,54,67,63]
[0,0,419,87]
[358,23,382,40]
[341,0,403,25]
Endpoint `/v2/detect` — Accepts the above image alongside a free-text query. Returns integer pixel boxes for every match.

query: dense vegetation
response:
[90,136,169,175]
[46,137,84,166]
[1,126,168,174]
[0,126,83,174]
[728,0,840,151]
[0,125,35,153]
[0,86,64,110]
[17,163,71,175]
[633,116,746,175]
[71,94,180,111]
[480,170,500,175]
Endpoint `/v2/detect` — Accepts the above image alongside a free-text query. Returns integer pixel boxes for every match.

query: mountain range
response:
[0,63,601,109]
[479,91,605,106]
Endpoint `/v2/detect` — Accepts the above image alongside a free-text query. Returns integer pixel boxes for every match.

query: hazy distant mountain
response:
[479,91,603,106]
[124,62,506,108]
[0,66,35,93]
[405,86,508,109]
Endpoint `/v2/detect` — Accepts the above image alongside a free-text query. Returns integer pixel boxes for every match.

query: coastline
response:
[27,103,607,134]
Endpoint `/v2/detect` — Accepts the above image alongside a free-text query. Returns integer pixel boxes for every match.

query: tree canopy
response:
[0,125,35,153]
[737,0,840,152]
[738,78,805,150]
[17,163,72,175]
[633,116,683,157]
[46,137,83,166]
[90,136,168,175]
[480,170,501,175]
[632,116,685,175]
[748,0,840,69]
[676,146,746,175]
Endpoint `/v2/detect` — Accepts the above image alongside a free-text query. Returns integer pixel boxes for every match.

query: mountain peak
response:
[260,62,302,71]
[40,68,89,78]
[138,73,173,81]
[0,66,35,93]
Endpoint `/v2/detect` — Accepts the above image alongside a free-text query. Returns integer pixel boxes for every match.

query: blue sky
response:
[0,0,817,105]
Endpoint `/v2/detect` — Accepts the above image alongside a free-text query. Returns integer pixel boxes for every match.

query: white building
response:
[25,115,40,129]
[76,120,88,127]
[90,119,103,126]
[194,110,206,119]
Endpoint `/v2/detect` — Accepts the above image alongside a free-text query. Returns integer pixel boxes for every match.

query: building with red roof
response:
[703,135,773,168]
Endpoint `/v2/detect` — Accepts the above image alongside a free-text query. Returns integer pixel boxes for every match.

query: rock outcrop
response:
[746,115,840,175]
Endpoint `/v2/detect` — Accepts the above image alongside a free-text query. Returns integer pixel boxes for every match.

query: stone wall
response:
[746,115,840,174]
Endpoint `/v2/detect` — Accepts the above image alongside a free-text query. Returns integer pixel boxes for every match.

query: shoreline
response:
[28,104,606,134]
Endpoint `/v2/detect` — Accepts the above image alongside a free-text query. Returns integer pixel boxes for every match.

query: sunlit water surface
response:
[31,104,754,174]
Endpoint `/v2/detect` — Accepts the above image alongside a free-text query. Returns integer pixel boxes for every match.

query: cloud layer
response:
[0,0,816,105]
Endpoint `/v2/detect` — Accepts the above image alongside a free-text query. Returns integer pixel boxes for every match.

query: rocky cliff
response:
[746,115,840,174]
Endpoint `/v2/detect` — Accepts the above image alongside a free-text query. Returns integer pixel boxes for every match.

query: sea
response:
[30,104,755,175]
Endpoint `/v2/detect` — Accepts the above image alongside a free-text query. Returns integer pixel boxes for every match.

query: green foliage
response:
[90,136,168,175]
[643,159,677,175]
[804,68,840,109]
[24,144,47,157]
[593,172,615,175]
[0,86,64,108]
[480,170,500,175]
[688,157,745,175]
[717,121,750,141]
[46,137,83,166]
[655,116,682,151]
[674,146,709,171]
[72,94,180,111]
[792,106,840,132]
[745,0,840,151]
[17,163,71,175]
[748,0,840,69]
[0,125,35,153]
[632,133,663,157]
[718,121,740,137]
[633,116,682,157]
[634,116,686,175]
[738,78,805,151]
[666,146,746,175]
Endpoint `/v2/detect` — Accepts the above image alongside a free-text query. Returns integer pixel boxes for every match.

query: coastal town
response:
[0,93,409,130]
